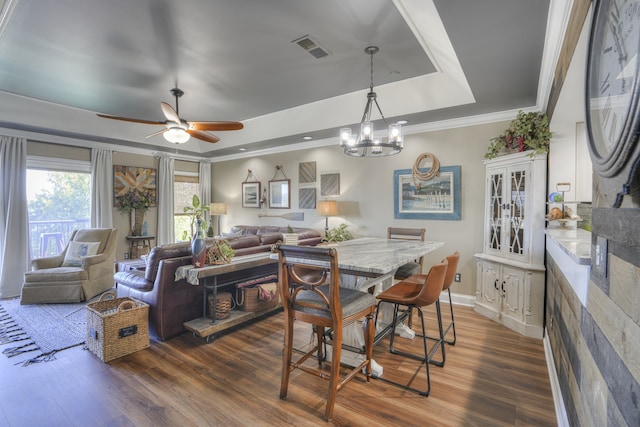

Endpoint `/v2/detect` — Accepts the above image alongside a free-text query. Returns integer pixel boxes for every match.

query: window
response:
[27,157,91,259]
[174,173,200,241]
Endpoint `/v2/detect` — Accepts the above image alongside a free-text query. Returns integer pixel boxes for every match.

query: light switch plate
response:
[594,236,608,278]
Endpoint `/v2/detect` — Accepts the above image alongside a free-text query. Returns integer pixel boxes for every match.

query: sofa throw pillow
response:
[61,241,100,267]
[221,231,242,238]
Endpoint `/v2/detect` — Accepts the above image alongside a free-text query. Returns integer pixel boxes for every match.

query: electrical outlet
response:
[454,273,461,282]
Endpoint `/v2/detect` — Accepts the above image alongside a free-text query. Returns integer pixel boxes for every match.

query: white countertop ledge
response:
[545,227,591,307]
[545,227,592,266]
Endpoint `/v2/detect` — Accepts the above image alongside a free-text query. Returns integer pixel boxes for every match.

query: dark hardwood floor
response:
[0,305,556,426]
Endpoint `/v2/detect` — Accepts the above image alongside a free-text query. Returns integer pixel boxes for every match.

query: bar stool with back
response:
[276,245,377,422]
[405,251,460,345]
[387,227,426,280]
[387,227,426,330]
[373,259,448,396]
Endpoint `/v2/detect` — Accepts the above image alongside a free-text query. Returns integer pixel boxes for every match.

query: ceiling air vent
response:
[292,35,331,59]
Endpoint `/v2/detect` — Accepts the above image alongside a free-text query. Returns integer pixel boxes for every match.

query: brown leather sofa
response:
[114,227,321,341]
[226,225,323,250]
[115,242,200,341]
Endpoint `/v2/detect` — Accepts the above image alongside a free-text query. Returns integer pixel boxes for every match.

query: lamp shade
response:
[316,200,337,217]
[210,202,227,215]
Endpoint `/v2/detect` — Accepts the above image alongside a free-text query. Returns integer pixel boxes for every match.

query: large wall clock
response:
[585,0,640,207]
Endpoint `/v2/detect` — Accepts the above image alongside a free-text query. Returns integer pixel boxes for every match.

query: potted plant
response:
[485,110,552,159]
[117,189,154,236]
[282,224,299,245]
[183,194,210,237]
[323,223,354,242]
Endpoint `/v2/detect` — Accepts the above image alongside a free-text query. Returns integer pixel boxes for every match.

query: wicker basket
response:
[236,284,279,312]
[206,240,234,265]
[86,292,150,362]
[207,292,233,319]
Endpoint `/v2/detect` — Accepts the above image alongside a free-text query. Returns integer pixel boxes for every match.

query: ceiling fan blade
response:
[145,128,168,139]
[97,114,166,126]
[189,121,244,131]
[187,129,220,143]
[160,101,181,123]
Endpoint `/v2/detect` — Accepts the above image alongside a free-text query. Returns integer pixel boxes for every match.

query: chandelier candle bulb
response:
[339,128,352,147]
[389,123,402,143]
[360,121,373,141]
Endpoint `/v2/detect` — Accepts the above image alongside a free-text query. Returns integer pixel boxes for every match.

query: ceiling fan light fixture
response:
[164,126,190,144]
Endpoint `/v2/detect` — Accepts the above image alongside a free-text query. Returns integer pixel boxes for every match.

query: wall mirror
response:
[269,179,290,209]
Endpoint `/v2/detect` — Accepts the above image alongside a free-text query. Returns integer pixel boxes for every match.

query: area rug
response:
[0,294,104,366]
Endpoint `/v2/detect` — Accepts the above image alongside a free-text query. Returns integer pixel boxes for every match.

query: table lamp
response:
[210,202,227,236]
[316,200,338,236]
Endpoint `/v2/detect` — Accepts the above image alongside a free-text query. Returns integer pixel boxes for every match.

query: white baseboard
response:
[544,329,569,427]
[441,292,475,307]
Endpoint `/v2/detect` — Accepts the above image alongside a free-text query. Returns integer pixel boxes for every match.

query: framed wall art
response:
[113,165,157,208]
[299,188,316,209]
[393,166,461,220]
[242,181,261,208]
[299,161,316,183]
[320,173,340,196]
[269,179,290,209]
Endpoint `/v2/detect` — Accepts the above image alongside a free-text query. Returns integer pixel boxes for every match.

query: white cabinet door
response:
[478,259,501,314]
[504,163,530,262]
[501,265,525,325]
[485,168,506,256]
[485,162,531,262]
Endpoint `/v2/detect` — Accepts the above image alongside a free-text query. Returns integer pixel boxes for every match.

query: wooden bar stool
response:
[277,245,377,422]
[406,251,460,345]
[373,259,448,396]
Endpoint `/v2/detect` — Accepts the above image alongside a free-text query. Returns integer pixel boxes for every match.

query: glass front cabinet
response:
[475,151,546,338]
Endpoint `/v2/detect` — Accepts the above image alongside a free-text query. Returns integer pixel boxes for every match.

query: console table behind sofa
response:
[114,226,322,341]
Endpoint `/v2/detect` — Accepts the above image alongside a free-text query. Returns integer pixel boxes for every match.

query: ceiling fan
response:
[96,88,243,144]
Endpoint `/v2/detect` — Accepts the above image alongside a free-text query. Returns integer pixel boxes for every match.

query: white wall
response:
[211,121,507,297]
[549,11,593,202]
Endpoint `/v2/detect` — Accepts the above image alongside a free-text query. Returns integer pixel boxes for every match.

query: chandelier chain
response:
[370,51,375,92]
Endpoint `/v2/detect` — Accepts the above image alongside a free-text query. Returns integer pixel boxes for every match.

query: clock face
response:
[586,0,640,170]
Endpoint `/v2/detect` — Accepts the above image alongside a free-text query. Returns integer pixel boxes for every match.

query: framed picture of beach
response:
[393,166,461,220]
[242,181,261,208]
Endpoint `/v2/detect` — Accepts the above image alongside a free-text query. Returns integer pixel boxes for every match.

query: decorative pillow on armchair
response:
[61,241,100,267]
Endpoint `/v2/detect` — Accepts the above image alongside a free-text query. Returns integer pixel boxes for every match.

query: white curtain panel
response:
[0,136,30,298]
[90,148,113,228]
[156,156,175,245]
[199,161,211,227]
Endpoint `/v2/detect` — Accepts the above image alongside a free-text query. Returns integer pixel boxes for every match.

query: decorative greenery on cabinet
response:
[485,111,551,159]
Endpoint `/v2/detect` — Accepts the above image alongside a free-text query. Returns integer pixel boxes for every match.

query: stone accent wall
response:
[546,207,640,426]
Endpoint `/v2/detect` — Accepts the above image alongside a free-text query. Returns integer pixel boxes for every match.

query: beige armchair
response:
[21,228,118,304]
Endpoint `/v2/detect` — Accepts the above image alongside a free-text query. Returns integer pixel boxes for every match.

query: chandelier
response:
[339,46,404,157]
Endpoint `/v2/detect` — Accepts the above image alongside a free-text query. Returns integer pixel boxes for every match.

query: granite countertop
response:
[273,237,444,276]
[545,226,592,265]
[320,237,444,275]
